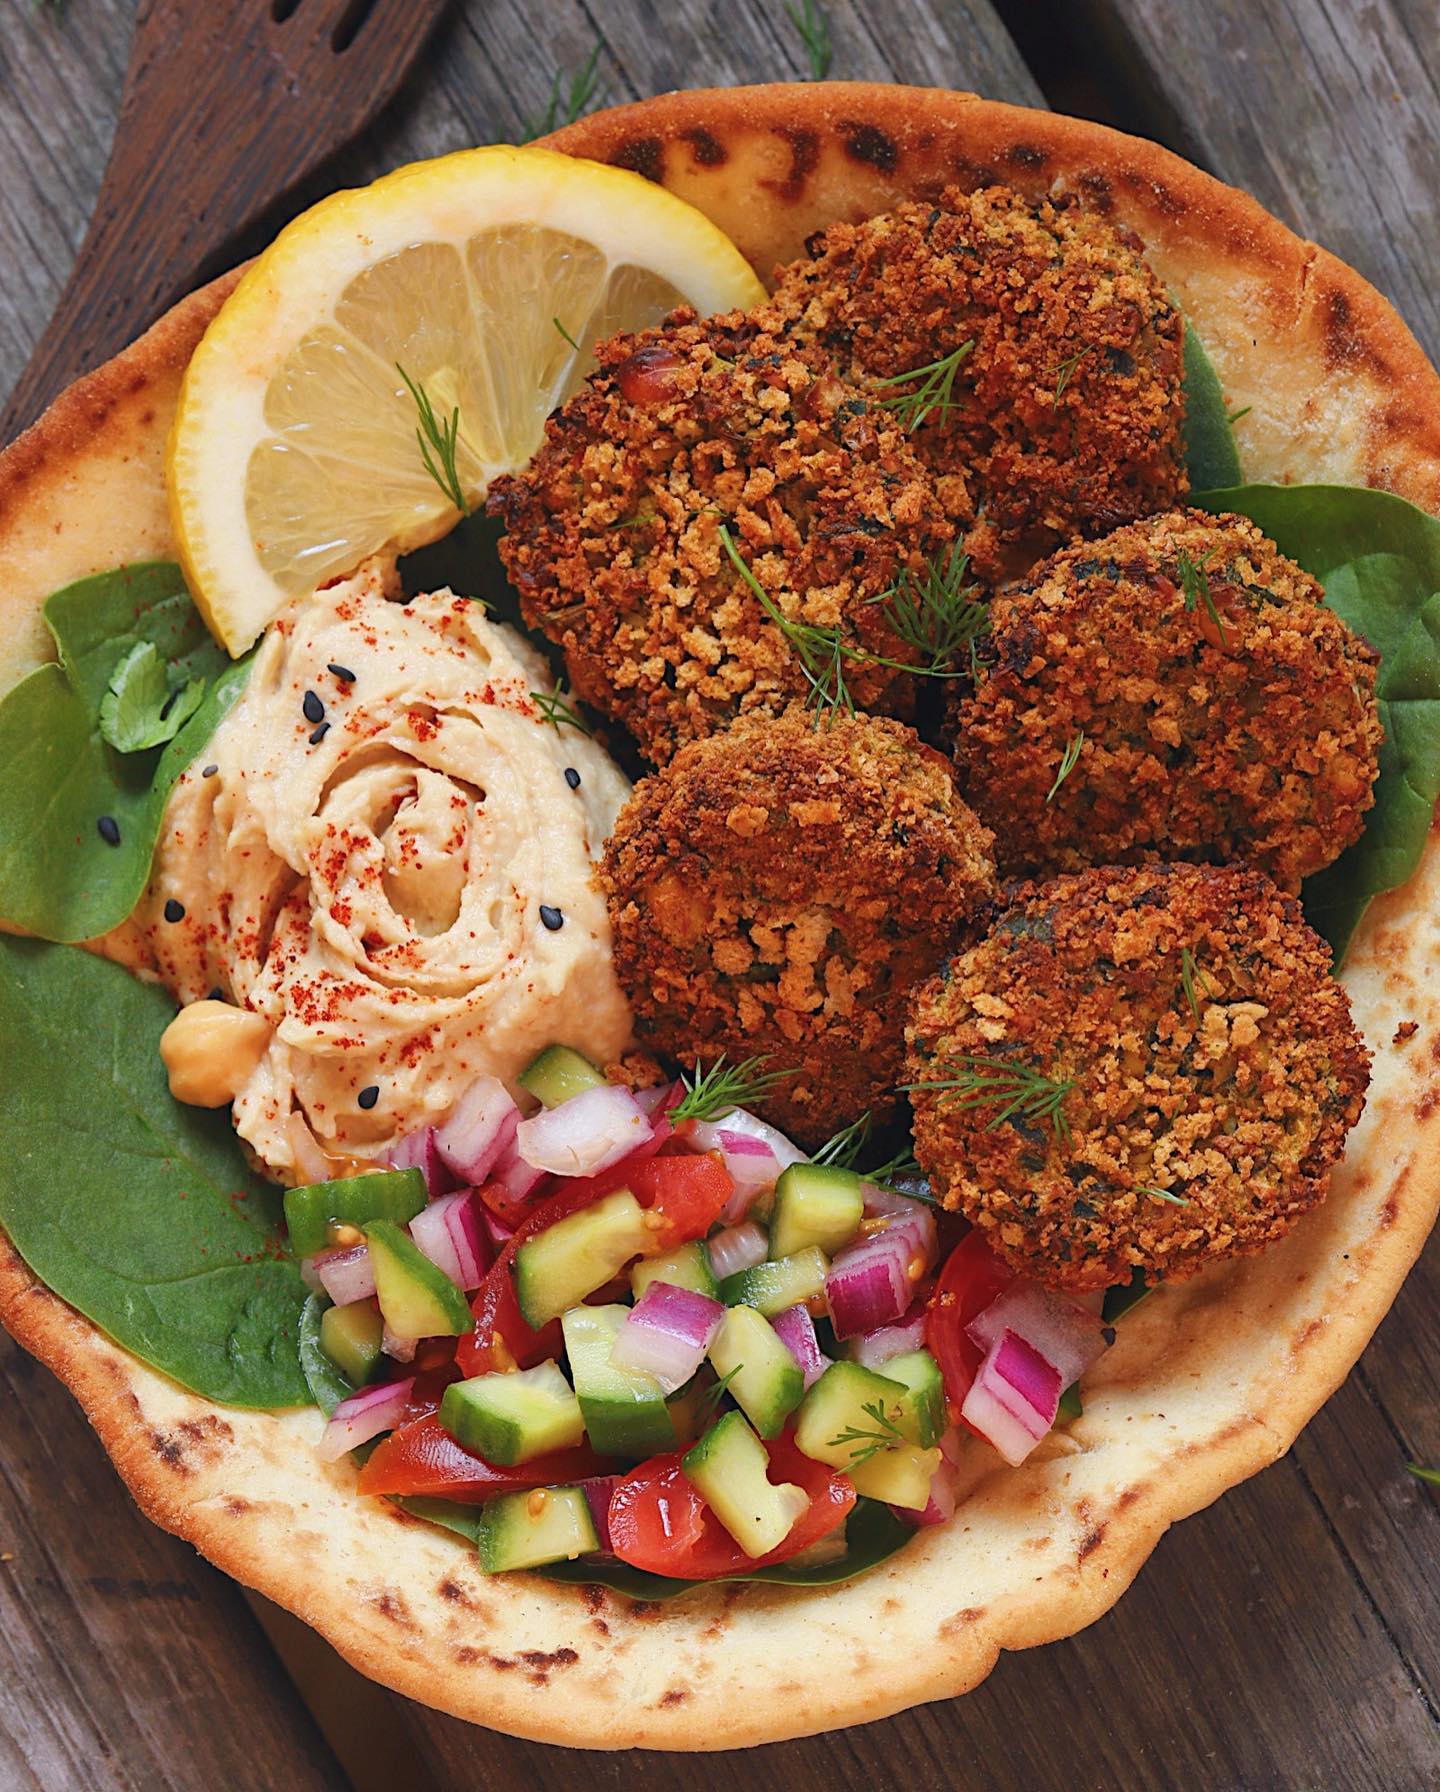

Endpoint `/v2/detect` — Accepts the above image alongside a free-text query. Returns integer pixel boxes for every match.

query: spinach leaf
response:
[0,936,307,1407]
[1181,323,1243,491]
[298,1294,352,1416]
[395,1495,914,1598]
[0,562,250,943]
[99,640,207,753]
[1193,484,1440,961]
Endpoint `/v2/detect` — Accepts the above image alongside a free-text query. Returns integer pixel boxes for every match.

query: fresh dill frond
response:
[1141,1184,1191,1207]
[1179,945,1202,1024]
[529,687,592,736]
[813,1111,873,1169]
[874,541,987,677]
[785,0,833,79]
[552,316,582,353]
[1228,405,1253,425]
[696,1365,742,1419]
[1053,346,1091,402]
[519,41,605,142]
[1407,1463,1440,1488]
[719,524,857,719]
[873,340,975,433]
[671,1053,797,1125]
[1046,731,1085,803]
[906,1055,1075,1145]
[397,365,468,515]
[1176,546,1228,647]
[828,1398,907,1468]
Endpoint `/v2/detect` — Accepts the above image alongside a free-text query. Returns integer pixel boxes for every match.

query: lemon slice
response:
[168,145,766,653]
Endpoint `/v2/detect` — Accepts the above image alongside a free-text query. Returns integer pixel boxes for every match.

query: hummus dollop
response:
[138,568,633,1179]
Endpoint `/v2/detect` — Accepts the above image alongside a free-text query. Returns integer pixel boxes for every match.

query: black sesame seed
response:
[163,898,186,924]
[357,1084,380,1110]
[309,721,331,745]
[563,767,581,791]
[302,690,325,725]
[539,904,565,931]
[327,663,357,684]
[97,815,121,846]
[201,763,219,778]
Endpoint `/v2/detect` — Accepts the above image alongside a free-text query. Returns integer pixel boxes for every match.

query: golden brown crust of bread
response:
[2,84,1439,1749]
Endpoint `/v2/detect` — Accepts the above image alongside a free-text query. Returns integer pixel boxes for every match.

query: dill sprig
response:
[1046,730,1085,803]
[1228,405,1253,425]
[785,0,833,79]
[519,41,605,142]
[671,1053,797,1125]
[1179,946,1202,1024]
[397,365,468,515]
[813,1111,873,1169]
[1407,1463,1440,1488]
[906,1055,1075,1144]
[696,1366,742,1420]
[1176,546,1228,647]
[828,1398,907,1469]
[873,542,987,676]
[1141,1184,1191,1208]
[873,341,975,433]
[719,524,857,718]
[552,316,582,353]
[529,686,592,736]
[1053,346,1091,402]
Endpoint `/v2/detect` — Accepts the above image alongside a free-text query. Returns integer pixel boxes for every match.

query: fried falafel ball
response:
[601,706,996,1144]
[952,509,1382,890]
[765,184,1187,583]
[905,861,1370,1291]
[489,310,962,765]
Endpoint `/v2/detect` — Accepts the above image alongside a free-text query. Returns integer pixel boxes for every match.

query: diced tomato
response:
[357,1414,607,1503]
[557,1114,674,1209]
[477,1176,551,1230]
[926,1229,1015,1425]
[625,1153,734,1250]
[607,1430,854,1579]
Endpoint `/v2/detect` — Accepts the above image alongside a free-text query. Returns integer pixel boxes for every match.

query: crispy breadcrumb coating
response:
[952,509,1382,890]
[489,311,961,765]
[600,707,996,1143]
[905,862,1370,1290]
[765,184,1187,582]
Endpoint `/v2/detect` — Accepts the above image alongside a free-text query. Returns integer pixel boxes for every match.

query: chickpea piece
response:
[160,999,272,1108]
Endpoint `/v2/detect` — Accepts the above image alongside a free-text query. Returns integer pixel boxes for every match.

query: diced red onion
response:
[826,1227,916,1338]
[299,1257,324,1293]
[491,1133,548,1204]
[382,1325,417,1364]
[610,1282,725,1393]
[317,1377,414,1462]
[862,1180,927,1219]
[315,1244,377,1307]
[960,1330,1061,1466]
[715,1129,775,1158]
[966,1280,1111,1388]
[705,1220,768,1281]
[409,1190,488,1292]
[770,1304,830,1389]
[480,1205,516,1252]
[436,1077,520,1183]
[687,1109,804,1220]
[581,1476,619,1553]
[386,1125,456,1198]
[514,1083,648,1177]
[633,1082,681,1119]
[850,1309,927,1368]
[897,1432,961,1529]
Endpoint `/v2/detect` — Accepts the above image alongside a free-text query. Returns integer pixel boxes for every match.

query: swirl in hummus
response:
[136,566,633,1179]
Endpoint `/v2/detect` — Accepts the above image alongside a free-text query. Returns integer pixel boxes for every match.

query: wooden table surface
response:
[2,2,1438,1787]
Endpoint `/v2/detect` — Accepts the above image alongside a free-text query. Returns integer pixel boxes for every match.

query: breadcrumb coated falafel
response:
[904,862,1370,1291]
[489,311,961,764]
[952,508,1382,889]
[601,706,996,1143]
[765,184,1188,583]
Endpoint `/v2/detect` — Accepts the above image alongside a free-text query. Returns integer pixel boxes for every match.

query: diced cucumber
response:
[707,1305,804,1439]
[285,1168,426,1258]
[320,1300,383,1387]
[561,1304,676,1459]
[631,1240,718,1301]
[682,1411,809,1558]
[365,1219,473,1341]
[880,1349,946,1448]
[517,1045,607,1109]
[514,1188,653,1328]
[718,1247,828,1317]
[769,1164,864,1259]
[794,1361,940,1508]
[440,1362,585,1465]
[475,1486,598,1572]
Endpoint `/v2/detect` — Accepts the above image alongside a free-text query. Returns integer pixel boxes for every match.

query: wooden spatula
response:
[2,0,450,443]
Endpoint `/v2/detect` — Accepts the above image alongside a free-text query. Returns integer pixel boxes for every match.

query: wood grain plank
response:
[0,1333,349,1792]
